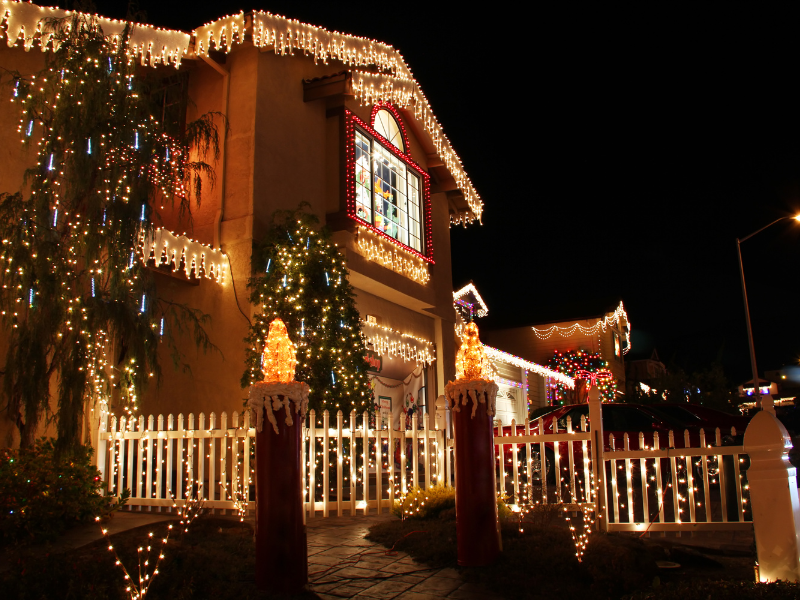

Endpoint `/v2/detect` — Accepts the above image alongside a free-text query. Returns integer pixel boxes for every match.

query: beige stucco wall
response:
[0,37,465,445]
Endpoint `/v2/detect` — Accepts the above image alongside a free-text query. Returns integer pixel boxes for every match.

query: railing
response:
[492,413,752,533]
[603,428,751,532]
[96,409,451,517]
[495,414,594,508]
[97,404,753,533]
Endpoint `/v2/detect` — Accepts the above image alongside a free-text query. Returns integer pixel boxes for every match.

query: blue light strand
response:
[52,209,58,227]
[265,258,271,273]
[140,204,146,221]
[91,278,95,297]
[26,121,32,136]
[48,153,54,171]
[331,371,336,385]
[160,317,164,336]
[301,319,305,336]
[28,288,33,307]
[129,252,135,269]
[87,138,91,154]
[283,274,287,288]
[134,131,139,150]
[325,272,329,286]
[140,294,146,313]
[13,81,19,97]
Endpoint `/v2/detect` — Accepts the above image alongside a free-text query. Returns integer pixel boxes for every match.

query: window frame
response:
[345,107,434,263]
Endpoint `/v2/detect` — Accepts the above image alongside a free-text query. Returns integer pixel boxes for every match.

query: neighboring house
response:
[0,5,483,445]
[626,349,667,396]
[452,284,574,424]
[483,301,631,408]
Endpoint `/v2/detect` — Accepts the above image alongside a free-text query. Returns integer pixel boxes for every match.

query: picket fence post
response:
[588,387,607,532]
[744,410,800,582]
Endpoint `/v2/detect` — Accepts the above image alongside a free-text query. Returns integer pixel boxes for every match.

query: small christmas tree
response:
[0,13,220,451]
[242,206,372,414]
[548,349,616,403]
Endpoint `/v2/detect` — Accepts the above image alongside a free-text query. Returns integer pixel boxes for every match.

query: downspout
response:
[201,54,230,250]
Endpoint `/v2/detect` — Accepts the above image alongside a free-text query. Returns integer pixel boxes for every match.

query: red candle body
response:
[254,397,308,593]
[453,391,501,566]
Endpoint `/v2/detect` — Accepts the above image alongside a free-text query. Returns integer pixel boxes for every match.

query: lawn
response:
[366,509,800,600]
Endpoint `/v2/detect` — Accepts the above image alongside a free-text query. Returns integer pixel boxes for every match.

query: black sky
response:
[86,1,800,382]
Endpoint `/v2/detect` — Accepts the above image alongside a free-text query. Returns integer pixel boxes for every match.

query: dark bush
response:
[625,579,800,599]
[584,532,659,597]
[0,438,125,544]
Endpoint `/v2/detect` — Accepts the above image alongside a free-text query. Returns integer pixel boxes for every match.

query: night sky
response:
[86,2,800,382]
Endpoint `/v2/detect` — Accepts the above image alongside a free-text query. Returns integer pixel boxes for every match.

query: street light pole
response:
[735,237,771,413]
[736,215,799,413]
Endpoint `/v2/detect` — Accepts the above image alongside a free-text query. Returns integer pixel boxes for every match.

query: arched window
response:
[373,109,405,152]
[348,107,430,258]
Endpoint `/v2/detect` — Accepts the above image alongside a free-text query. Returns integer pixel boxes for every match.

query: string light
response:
[360,318,435,367]
[532,301,632,354]
[453,283,488,318]
[356,227,430,284]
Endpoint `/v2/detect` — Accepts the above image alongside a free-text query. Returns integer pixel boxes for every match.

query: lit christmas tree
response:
[0,14,220,451]
[242,206,372,414]
[548,349,616,403]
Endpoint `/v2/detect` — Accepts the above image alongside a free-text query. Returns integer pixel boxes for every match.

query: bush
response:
[0,438,126,545]
[624,579,800,599]
[584,532,659,597]
[392,485,455,520]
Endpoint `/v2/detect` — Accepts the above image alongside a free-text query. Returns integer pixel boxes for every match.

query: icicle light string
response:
[0,2,482,224]
[531,301,632,354]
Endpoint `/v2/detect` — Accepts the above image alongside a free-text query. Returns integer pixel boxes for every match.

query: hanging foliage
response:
[242,205,372,414]
[0,13,221,452]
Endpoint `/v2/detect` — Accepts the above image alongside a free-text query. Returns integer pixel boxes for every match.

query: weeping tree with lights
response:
[0,14,221,452]
[548,349,617,404]
[242,205,372,414]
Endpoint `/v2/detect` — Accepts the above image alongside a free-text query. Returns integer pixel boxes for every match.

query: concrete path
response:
[306,513,502,600]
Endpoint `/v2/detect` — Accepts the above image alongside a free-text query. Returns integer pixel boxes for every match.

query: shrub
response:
[0,438,127,545]
[392,485,455,520]
[584,532,658,597]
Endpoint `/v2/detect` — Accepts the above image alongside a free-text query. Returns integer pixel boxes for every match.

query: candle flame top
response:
[261,318,297,383]
[455,321,489,380]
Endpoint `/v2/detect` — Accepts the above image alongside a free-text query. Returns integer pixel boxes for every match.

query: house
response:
[0,4,483,445]
[452,283,574,424]
[482,301,631,408]
[626,348,667,396]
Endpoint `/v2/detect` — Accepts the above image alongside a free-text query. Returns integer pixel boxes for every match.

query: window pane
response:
[355,131,372,222]
[355,127,424,255]
[373,144,410,245]
[374,109,404,152]
[407,173,421,252]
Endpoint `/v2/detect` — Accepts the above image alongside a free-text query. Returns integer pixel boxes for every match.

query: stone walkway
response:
[305,513,501,600]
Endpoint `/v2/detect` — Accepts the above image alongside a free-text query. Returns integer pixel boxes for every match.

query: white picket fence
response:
[494,413,753,533]
[96,409,451,517]
[97,405,753,534]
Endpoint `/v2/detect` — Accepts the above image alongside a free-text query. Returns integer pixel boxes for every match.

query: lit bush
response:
[0,438,126,544]
[392,485,455,520]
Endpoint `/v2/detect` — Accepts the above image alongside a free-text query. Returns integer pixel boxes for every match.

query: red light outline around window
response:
[346,108,434,264]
